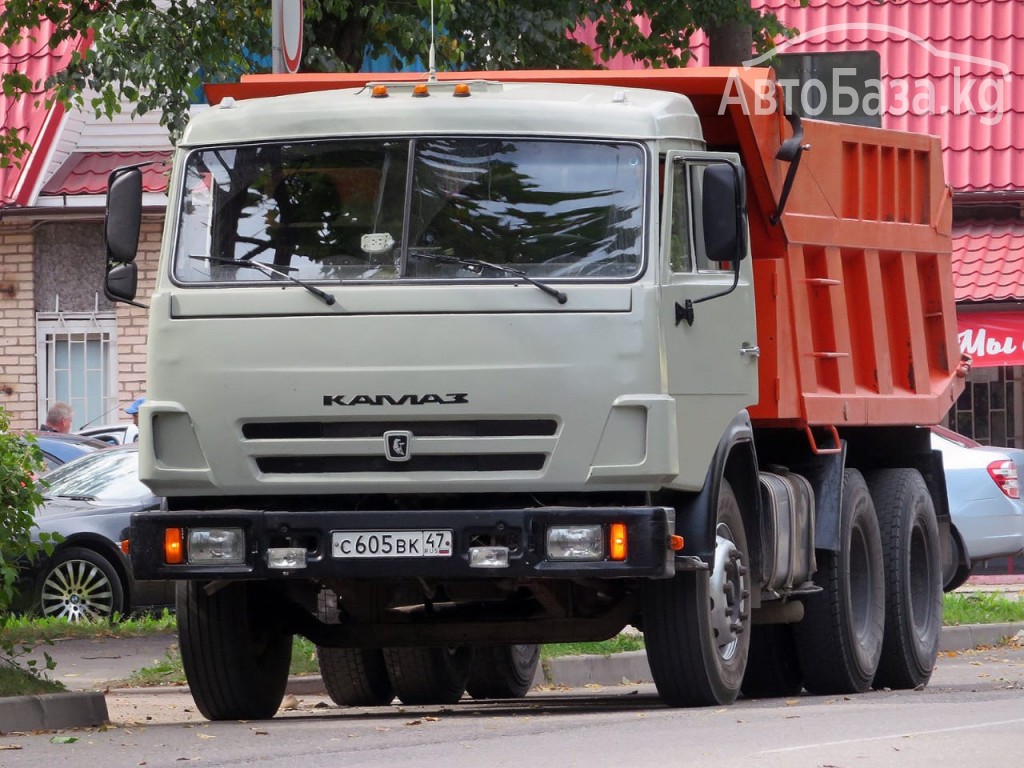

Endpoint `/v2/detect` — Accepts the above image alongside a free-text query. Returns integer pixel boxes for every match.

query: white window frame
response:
[36,312,119,432]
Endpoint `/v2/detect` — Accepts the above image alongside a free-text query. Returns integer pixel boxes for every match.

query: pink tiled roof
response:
[582,0,1023,193]
[951,221,1024,302]
[0,8,91,206]
[41,151,171,196]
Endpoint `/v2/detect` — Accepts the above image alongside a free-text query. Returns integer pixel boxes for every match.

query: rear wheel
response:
[741,623,802,699]
[318,647,395,706]
[943,531,971,593]
[866,468,943,690]
[383,646,472,705]
[177,581,293,720]
[465,644,540,700]
[794,469,884,694]
[642,478,751,706]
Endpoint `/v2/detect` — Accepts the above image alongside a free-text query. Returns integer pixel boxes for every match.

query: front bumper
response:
[129,506,676,580]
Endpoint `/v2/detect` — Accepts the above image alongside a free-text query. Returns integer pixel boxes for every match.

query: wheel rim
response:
[708,522,748,661]
[909,523,934,638]
[848,521,874,644]
[40,559,115,622]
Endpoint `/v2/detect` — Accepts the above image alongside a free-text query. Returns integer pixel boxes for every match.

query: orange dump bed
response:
[206,68,962,429]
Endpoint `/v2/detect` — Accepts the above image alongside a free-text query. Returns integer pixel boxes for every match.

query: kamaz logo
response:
[322,393,470,407]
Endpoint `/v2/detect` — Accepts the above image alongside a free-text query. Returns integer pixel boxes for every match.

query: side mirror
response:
[104,167,144,304]
[701,163,747,263]
[105,167,143,265]
[104,262,139,303]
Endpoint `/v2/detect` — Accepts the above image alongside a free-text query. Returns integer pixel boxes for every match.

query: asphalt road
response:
[2,644,1023,768]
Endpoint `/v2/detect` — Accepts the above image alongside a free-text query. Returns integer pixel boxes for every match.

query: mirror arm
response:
[770,110,810,226]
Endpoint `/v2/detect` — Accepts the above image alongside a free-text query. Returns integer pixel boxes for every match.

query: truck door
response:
[660,151,759,489]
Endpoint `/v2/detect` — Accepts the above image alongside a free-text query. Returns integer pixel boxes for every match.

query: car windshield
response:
[42,449,151,501]
[173,137,645,285]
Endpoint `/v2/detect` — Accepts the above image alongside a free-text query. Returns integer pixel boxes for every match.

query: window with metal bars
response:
[36,313,119,432]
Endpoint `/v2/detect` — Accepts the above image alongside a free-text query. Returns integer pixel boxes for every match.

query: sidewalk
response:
[3,577,1023,732]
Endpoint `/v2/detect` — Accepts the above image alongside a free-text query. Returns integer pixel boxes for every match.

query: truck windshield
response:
[172,138,645,285]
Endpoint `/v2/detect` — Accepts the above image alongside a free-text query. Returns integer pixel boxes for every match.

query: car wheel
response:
[37,546,125,622]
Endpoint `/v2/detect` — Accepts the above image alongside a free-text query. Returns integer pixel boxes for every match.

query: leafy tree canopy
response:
[1,0,797,165]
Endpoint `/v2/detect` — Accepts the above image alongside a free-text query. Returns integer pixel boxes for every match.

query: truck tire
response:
[382,646,472,705]
[465,644,541,699]
[177,581,293,720]
[740,624,802,699]
[943,531,971,593]
[794,469,884,694]
[641,478,751,706]
[317,647,395,706]
[866,468,943,690]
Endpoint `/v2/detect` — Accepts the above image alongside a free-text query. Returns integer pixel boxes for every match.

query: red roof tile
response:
[582,0,1023,193]
[951,221,1024,302]
[0,8,91,206]
[41,151,171,196]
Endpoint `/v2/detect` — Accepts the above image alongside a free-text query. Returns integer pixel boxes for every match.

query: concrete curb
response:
[5,621,1022,734]
[0,691,108,733]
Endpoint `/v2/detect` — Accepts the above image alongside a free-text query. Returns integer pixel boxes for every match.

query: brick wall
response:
[0,222,42,429]
[0,215,163,431]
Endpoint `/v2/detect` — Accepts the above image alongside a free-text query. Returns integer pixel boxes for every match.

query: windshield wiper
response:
[408,249,567,304]
[189,255,337,306]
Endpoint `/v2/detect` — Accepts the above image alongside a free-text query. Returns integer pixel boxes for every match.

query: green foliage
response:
[943,591,1024,626]
[0,1,802,163]
[0,407,47,612]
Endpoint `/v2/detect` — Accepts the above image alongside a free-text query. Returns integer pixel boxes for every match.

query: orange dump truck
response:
[104,67,962,720]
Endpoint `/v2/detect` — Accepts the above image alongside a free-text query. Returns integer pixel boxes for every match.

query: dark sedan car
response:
[22,444,173,621]
[26,430,110,472]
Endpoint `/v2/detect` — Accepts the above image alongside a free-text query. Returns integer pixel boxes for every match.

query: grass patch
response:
[0,609,177,646]
[541,634,646,659]
[0,661,64,696]
[943,591,1024,625]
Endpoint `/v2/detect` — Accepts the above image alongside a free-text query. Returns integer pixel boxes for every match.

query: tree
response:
[1,1,797,165]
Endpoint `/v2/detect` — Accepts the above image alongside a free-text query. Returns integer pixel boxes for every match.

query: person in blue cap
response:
[124,396,146,426]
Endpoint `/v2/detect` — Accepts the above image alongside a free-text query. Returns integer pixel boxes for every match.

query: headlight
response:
[546,525,604,561]
[188,528,245,564]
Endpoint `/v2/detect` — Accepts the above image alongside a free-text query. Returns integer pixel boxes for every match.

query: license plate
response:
[331,530,453,559]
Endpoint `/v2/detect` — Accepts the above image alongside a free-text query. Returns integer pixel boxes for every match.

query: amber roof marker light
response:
[453,83,471,97]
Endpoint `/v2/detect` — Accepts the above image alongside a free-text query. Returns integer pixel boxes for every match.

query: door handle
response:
[739,344,760,360]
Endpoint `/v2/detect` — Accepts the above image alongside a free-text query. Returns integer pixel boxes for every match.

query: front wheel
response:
[642,478,751,707]
[177,581,293,720]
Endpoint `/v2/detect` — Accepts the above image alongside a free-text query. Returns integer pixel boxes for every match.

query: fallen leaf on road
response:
[198,733,215,740]
[406,719,423,726]
[280,694,300,710]
[49,735,78,744]
[0,745,23,751]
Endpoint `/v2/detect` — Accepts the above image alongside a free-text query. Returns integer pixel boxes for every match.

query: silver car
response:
[932,426,1024,591]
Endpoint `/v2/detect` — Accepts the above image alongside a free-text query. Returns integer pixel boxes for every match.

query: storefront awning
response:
[959,311,1024,368]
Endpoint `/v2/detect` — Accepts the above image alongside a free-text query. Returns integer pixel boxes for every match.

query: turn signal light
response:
[669,534,685,551]
[164,527,184,564]
[609,523,627,561]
